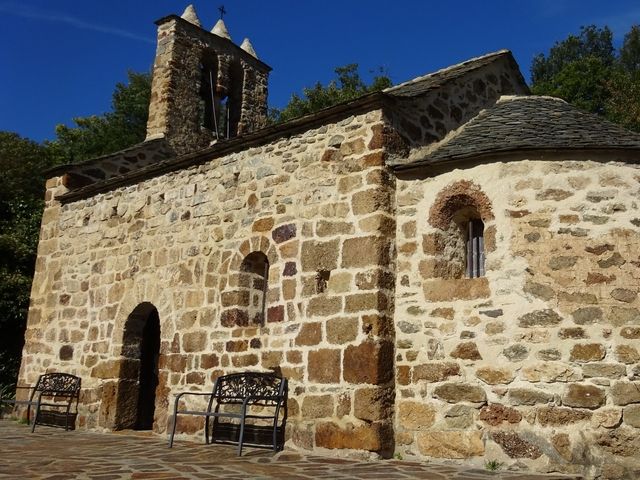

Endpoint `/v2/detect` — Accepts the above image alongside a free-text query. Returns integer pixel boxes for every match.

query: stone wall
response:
[394,154,640,478]
[388,55,528,153]
[18,108,397,454]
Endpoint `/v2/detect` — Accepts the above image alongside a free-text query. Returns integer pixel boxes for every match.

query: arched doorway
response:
[114,302,160,430]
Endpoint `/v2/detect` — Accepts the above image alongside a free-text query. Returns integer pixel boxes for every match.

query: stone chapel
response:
[17,4,640,478]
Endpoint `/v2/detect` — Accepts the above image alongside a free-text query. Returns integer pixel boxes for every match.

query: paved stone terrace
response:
[0,420,581,480]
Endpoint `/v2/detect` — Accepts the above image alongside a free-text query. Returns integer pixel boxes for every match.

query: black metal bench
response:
[168,372,287,455]
[0,373,81,432]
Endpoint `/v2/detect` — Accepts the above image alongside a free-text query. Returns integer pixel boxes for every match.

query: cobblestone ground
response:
[0,420,581,480]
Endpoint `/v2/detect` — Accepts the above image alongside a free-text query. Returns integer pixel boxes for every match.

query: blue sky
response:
[1,1,638,142]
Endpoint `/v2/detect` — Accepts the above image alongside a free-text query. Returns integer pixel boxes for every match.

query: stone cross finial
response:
[218,5,227,19]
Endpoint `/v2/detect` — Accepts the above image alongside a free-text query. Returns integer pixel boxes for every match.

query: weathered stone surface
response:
[522,362,581,383]
[444,405,475,428]
[611,288,638,303]
[343,340,393,385]
[416,431,484,458]
[551,433,572,461]
[301,395,334,419]
[537,348,561,361]
[502,344,529,362]
[341,236,389,268]
[308,349,340,383]
[537,407,592,426]
[623,404,640,428]
[609,307,640,326]
[423,278,490,302]
[592,408,622,428]
[354,387,393,422]
[507,388,553,406]
[518,309,563,328]
[476,366,515,385]
[295,322,322,346]
[491,431,542,459]
[271,223,296,244]
[571,307,603,325]
[595,427,640,456]
[615,344,640,364]
[548,256,578,270]
[570,343,606,362]
[523,281,555,300]
[301,239,339,271]
[433,383,486,404]
[326,317,358,344]
[562,384,606,409]
[558,327,588,339]
[59,345,73,360]
[398,401,437,430]
[450,342,482,360]
[315,421,390,452]
[620,327,640,339]
[479,404,522,426]
[611,382,640,406]
[583,363,626,379]
[413,362,460,382]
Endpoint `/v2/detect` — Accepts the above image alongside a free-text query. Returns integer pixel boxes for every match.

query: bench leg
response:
[237,412,247,456]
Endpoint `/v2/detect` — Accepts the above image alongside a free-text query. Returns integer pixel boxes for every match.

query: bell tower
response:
[145,5,271,155]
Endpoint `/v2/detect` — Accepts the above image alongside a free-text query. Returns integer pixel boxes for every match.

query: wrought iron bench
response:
[0,372,81,432]
[168,372,287,455]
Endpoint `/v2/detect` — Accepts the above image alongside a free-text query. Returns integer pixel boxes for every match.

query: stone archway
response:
[113,302,161,430]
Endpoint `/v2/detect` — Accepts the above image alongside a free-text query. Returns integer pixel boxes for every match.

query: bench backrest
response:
[33,373,81,396]
[213,372,286,405]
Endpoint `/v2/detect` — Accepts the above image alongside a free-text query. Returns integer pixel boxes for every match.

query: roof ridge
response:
[384,49,512,93]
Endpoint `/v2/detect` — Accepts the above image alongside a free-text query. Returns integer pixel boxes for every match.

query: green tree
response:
[52,71,151,163]
[0,132,53,389]
[531,24,640,131]
[272,64,392,123]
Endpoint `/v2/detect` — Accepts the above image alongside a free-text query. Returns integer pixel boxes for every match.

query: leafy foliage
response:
[0,72,151,389]
[271,64,392,123]
[51,71,151,163]
[531,24,640,131]
[0,132,53,388]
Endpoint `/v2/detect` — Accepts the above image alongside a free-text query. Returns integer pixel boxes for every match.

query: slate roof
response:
[384,50,523,98]
[391,95,640,169]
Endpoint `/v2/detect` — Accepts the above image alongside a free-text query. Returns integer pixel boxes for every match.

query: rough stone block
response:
[491,431,542,459]
[295,322,322,346]
[518,309,563,328]
[354,387,394,422]
[563,384,606,409]
[507,388,553,406]
[308,349,341,383]
[570,343,606,362]
[301,239,339,271]
[416,431,484,458]
[315,421,391,453]
[343,340,393,385]
[423,278,490,302]
[341,236,389,268]
[623,404,640,427]
[611,382,640,406]
[479,404,522,426]
[301,395,334,419]
[450,342,482,360]
[326,317,358,344]
[398,401,436,430]
[537,407,592,426]
[433,382,486,404]
[582,362,626,379]
[476,366,515,385]
[413,362,460,382]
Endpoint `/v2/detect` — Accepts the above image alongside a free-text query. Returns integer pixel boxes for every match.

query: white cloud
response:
[0,2,154,44]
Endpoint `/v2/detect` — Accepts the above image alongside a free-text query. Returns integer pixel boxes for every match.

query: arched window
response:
[427,181,493,279]
[240,252,269,325]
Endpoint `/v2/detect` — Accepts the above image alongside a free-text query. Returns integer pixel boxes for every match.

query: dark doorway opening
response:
[135,309,160,430]
[114,302,161,431]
